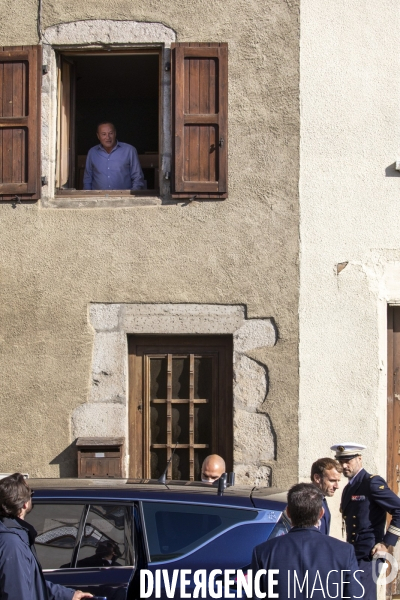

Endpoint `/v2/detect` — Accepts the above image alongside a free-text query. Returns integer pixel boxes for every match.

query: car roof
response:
[29,478,287,510]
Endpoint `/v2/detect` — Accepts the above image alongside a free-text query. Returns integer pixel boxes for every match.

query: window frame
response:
[28,500,136,572]
[54,47,163,197]
[41,38,172,206]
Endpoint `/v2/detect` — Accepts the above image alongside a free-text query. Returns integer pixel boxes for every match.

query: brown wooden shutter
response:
[172,42,227,199]
[0,45,41,201]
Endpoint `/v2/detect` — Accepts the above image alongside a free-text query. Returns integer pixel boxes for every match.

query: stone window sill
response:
[41,189,163,208]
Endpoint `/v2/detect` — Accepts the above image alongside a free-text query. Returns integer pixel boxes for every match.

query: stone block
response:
[119,303,245,334]
[44,20,176,47]
[234,319,276,354]
[89,304,120,332]
[233,354,267,411]
[234,409,275,463]
[72,403,127,438]
[89,332,126,403]
[234,464,272,487]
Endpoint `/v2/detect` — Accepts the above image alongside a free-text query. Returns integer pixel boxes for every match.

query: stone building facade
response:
[4,0,400,518]
[0,0,300,485]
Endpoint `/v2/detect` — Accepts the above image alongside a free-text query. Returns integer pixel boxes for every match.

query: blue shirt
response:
[83,141,145,190]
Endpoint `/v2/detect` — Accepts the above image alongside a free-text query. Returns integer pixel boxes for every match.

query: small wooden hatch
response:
[76,437,124,479]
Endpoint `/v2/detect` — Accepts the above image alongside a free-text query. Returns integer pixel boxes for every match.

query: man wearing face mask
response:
[0,473,93,600]
[201,454,226,483]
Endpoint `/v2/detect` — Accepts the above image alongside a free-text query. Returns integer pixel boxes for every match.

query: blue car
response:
[26,479,289,600]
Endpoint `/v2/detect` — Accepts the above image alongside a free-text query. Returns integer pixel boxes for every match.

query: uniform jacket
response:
[0,516,74,600]
[341,469,400,561]
[319,497,331,534]
[250,526,362,599]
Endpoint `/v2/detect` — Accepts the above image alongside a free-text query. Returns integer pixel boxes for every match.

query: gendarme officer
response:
[332,442,400,600]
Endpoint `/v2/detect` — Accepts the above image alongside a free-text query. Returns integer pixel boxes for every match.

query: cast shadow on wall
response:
[50,441,78,477]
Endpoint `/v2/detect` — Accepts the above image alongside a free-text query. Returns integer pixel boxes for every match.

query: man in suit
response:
[332,442,400,600]
[250,483,363,599]
[311,457,342,534]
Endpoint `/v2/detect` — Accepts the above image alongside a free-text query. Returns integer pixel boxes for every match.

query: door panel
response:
[128,335,233,481]
[27,502,135,600]
[387,306,400,495]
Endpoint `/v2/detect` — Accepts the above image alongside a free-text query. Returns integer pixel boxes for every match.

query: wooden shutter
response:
[0,45,41,200]
[172,43,227,199]
[56,56,76,189]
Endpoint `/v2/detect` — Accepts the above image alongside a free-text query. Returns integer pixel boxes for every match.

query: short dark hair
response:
[311,457,343,482]
[287,483,324,528]
[95,540,120,557]
[96,121,116,132]
[0,473,31,518]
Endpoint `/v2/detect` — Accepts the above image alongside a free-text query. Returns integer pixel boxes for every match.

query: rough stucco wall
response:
[0,0,299,484]
[300,0,400,504]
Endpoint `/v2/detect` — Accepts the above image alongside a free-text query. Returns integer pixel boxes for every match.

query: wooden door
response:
[387,306,400,494]
[128,335,233,480]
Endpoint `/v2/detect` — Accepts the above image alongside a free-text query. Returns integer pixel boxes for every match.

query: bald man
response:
[201,454,226,483]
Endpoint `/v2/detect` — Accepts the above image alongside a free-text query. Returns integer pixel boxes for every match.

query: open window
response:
[56,50,160,195]
[0,40,228,203]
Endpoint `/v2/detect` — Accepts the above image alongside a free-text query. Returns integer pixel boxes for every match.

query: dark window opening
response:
[56,51,160,193]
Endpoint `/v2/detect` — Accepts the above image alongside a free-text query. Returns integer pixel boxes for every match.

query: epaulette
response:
[370,475,378,478]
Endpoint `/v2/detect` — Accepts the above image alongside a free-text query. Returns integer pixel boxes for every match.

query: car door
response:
[26,502,136,600]
[139,500,282,599]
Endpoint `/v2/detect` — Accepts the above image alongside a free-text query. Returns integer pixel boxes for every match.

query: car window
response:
[268,515,290,539]
[26,504,84,569]
[76,505,133,567]
[142,502,258,562]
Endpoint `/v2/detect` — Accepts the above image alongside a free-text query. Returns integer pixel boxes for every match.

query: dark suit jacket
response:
[319,497,331,534]
[251,526,362,599]
[341,469,400,561]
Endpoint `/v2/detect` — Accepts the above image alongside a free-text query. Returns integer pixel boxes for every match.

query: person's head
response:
[95,540,120,560]
[0,473,33,520]
[311,457,343,497]
[201,454,226,483]
[338,455,363,479]
[330,443,365,480]
[286,483,324,528]
[96,122,117,153]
